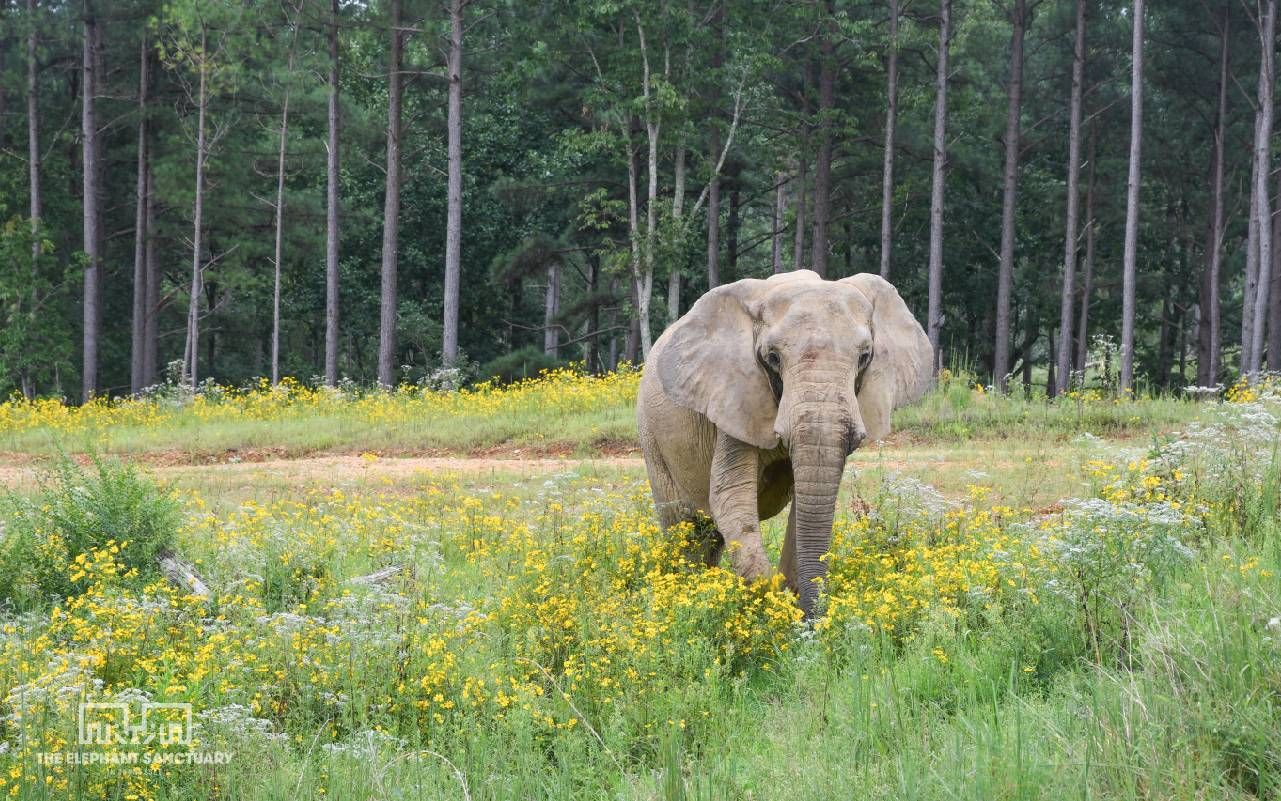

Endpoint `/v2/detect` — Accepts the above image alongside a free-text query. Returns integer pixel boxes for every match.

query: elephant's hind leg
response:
[686,513,725,568]
[643,443,723,567]
[779,502,798,595]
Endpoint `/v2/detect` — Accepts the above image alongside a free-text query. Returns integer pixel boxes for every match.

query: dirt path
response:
[0,453,647,487]
[0,448,1043,486]
[0,447,1079,508]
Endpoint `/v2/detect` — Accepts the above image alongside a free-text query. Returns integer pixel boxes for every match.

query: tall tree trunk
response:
[1244,176,1261,371]
[0,46,4,153]
[626,130,643,363]
[505,279,520,350]
[811,1,835,278]
[130,36,149,394]
[1179,306,1189,382]
[585,256,599,371]
[1247,0,1277,375]
[26,0,40,267]
[1055,0,1086,395]
[641,90,658,356]
[726,184,740,280]
[1197,9,1229,387]
[1075,130,1098,372]
[666,140,686,323]
[633,21,661,361]
[324,0,340,385]
[183,26,209,387]
[845,222,856,275]
[707,127,720,289]
[1020,306,1036,396]
[772,170,787,273]
[142,161,158,385]
[1196,233,1214,384]
[81,2,100,401]
[993,0,1026,392]
[792,153,807,269]
[270,37,297,386]
[1119,0,1144,392]
[1156,294,1172,387]
[1046,331,1057,396]
[544,262,560,358]
[442,0,465,365]
[205,277,216,372]
[879,0,899,279]
[1268,167,1281,368]
[24,0,40,398]
[926,0,951,370]
[625,272,639,364]
[377,0,403,386]
[707,7,723,289]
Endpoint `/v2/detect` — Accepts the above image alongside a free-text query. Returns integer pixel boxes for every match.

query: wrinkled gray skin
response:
[637,270,933,618]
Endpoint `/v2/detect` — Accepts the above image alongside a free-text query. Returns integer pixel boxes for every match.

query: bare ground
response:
[0,445,1055,489]
[0,452,645,488]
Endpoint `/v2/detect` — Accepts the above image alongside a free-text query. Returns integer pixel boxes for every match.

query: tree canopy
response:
[0,0,1275,398]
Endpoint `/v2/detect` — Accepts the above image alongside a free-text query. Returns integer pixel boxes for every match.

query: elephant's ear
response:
[840,273,933,442]
[655,279,779,449]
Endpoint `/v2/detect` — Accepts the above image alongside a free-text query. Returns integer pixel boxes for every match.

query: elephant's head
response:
[655,270,932,615]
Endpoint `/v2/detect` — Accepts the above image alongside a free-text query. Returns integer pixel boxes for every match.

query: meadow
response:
[0,371,1278,800]
[0,366,1202,460]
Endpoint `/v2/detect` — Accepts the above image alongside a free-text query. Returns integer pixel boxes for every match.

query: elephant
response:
[636,270,933,618]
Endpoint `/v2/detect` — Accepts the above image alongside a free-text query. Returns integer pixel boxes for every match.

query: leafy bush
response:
[1031,498,1196,661]
[0,456,179,609]
[480,346,563,384]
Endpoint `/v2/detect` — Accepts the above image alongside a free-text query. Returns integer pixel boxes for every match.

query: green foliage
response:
[1,0,1260,395]
[481,346,564,383]
[894,373,1200,441]
[1036,498,1196,661]
[0,457,179,609]
[0,217,71,398]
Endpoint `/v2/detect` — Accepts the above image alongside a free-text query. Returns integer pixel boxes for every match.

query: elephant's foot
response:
[726,535,773,582]
[687,530,724,568]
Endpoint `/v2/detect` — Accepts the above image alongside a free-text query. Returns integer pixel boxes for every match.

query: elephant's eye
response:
[765,350,781,370]
[858,348,873,372]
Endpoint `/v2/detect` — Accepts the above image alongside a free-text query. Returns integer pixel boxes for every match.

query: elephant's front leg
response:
[709,431,772,580]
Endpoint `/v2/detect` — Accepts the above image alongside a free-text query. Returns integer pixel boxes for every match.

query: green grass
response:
[0,383,1204,463]
[202,505,1277,801]
[892,381,1203,442]
[115,468,1281,799]
[1,390,1276,801]
[697,538,1280,800]
[0,402,638,459]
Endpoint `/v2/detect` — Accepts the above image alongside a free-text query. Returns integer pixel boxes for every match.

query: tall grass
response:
[0,369,640,457]
[2,396,1279,799]
[893,371,1202,441]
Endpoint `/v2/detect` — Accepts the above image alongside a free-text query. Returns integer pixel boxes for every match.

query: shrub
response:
[1030,498,1196,662]
[0,456,179,609]
[480,346,563,384]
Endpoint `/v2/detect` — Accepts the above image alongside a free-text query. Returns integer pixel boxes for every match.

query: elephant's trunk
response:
[785,382,859,618]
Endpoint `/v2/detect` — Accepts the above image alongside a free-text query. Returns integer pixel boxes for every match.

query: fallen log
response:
[346,565,403,586]
[158,551,211,598]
